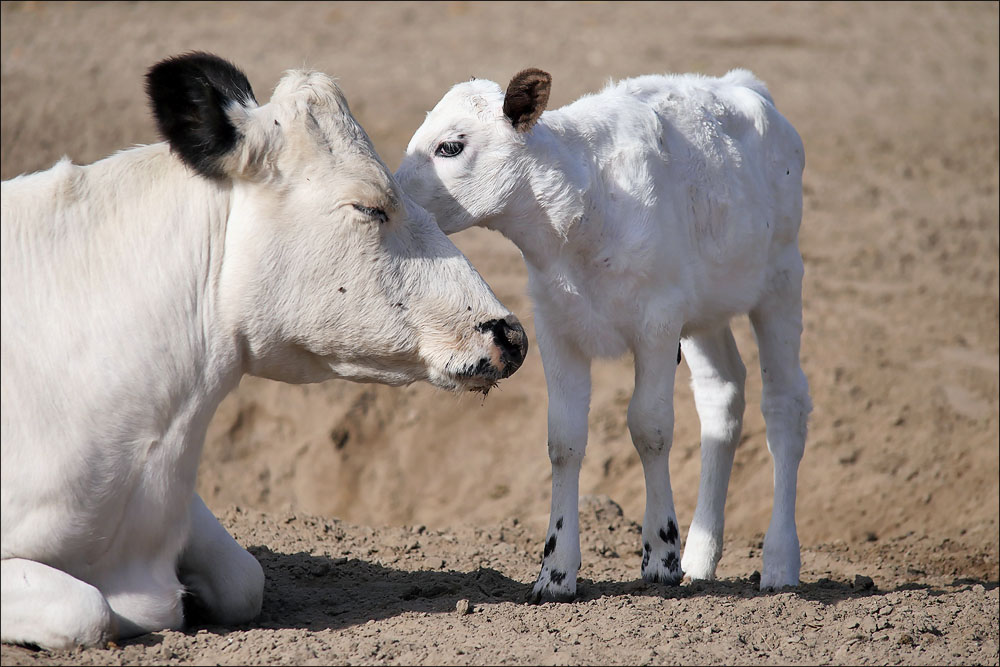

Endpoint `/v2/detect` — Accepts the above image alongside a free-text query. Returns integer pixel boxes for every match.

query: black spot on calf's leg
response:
[544,534,557,559]
[556,517,563,531]
[663,519,678,544]
[549,570,566,585]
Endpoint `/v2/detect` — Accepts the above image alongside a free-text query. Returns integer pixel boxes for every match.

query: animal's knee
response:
[761,382,812,426]
[52,587,117,648]
[185,548,264,625]
[627,398,674,455]
[547,439,584,467]
[0,559,117,650]
[220,550,265,624]
[760,387,812,462]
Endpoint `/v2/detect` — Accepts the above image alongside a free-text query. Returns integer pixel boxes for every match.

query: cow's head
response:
[394,69,552,234]
[146,53,526,392]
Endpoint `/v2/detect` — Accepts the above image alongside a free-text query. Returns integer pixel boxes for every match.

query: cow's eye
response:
[434,141,465,158]
[352,203,388,224]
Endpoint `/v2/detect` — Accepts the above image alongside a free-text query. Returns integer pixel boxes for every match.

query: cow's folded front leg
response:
[177,494,264,625]
[1,558,117,650]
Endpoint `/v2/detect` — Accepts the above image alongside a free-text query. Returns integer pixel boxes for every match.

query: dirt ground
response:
[1,1,997,665]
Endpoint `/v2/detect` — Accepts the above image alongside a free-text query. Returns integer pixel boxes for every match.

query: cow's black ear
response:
[146,52,257,179]
[502,68,551,133]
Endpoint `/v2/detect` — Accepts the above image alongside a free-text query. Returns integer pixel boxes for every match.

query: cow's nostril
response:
[477,317,528,378]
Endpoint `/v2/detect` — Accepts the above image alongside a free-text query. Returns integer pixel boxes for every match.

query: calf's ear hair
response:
[146,52,258,179]
[503,68,551,133]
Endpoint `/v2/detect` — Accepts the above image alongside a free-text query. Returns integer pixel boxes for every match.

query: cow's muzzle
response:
[478,316,528,379]
[456,316,528,391]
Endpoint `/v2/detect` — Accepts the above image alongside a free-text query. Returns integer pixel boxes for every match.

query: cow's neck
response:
[56,144,240,484]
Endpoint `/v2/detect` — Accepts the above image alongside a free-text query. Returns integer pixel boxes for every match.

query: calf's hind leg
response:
[750,249,811,590]
[680,325,747,581]
[1,558,116,650]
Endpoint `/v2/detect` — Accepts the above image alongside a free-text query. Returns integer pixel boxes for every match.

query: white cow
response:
[396,68,811,602]
[0,52,527,649]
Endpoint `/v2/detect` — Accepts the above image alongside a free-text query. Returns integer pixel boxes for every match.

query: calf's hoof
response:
[641,569,684,586]
[641,541,684,586]
[760,535,801,590]
[527,568,577,604]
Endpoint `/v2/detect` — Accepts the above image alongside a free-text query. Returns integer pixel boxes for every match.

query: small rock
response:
[844,617,861,630]
[898,633,915,646]
[860,616,878,633]
[455,598,473,615]
[853,574,875,591]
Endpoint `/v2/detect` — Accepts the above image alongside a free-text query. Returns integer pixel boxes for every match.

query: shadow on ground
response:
[171,546,1000,640]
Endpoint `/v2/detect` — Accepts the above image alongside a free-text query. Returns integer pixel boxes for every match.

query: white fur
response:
[397,68,812,600]
[1,67,523,649]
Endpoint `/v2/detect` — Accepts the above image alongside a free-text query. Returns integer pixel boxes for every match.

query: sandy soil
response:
[1,1,997,665]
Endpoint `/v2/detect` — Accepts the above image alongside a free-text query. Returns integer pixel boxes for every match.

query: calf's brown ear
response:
[502,68,551,133]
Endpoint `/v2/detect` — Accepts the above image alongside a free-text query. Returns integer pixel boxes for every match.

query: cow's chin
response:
[321,358,425,387]
[428,366,502,396]
[322,359,498,395]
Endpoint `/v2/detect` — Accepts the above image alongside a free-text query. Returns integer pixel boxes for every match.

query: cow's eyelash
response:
[352,203,388,223]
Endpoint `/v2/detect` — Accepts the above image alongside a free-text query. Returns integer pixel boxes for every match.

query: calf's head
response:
[394,69,552,234]
[147,53,526,392]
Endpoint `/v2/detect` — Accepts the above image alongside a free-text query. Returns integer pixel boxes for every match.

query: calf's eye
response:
[434,141,465,158]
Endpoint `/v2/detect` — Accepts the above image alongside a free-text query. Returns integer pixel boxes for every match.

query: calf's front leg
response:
[750,248,811,590]
[529,332,591,603]
[629,331,684,585]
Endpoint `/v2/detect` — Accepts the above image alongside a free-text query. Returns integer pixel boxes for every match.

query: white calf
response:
[396,68,811,601]
[1,52,526,649]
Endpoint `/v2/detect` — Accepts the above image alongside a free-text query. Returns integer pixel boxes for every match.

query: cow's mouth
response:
[454,358,504,396]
